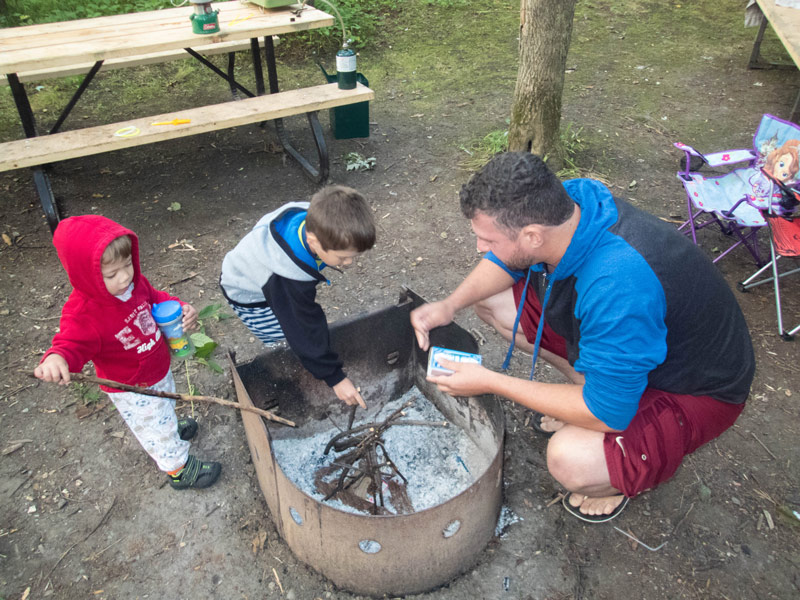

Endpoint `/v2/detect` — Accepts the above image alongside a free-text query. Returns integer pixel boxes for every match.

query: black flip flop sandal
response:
[531,411,555,438]
[562,492,629,523]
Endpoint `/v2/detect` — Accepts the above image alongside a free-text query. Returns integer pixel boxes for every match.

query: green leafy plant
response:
[72,382,103,406]
[344,152,376,171]
[188,303,232,374]
[0,1,164,28]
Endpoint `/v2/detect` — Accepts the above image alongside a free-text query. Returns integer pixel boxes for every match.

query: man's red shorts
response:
[512,279,745,497]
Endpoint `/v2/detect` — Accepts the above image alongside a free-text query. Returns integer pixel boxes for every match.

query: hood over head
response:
[548,178,618,281]
[53,215,141,302]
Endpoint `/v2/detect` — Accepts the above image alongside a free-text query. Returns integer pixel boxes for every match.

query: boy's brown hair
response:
[102,235,132,264]
[306,185,376,252]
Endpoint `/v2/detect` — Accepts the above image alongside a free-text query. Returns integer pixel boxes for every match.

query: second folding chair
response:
[738,210,800,341]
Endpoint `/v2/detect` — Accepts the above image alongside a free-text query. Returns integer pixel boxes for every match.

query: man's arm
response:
[411,259,516,350]
[431,359,616,432]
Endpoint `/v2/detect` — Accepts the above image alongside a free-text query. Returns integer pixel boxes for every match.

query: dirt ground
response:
[1,1,800,599]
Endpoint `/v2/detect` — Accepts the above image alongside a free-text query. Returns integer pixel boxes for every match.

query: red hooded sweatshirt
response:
[42,216,179,393]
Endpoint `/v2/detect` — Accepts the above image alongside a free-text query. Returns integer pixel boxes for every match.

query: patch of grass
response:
[457,122,592,178]
[552,122,586,178]
[458,128,509,172]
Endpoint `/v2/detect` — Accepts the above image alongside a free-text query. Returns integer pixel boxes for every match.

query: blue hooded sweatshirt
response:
[487,179,754,430]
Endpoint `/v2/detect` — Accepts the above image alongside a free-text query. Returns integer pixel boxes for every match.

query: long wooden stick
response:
[66,372,295,427]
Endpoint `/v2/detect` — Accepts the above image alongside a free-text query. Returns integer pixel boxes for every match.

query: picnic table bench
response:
[0,2,374,232]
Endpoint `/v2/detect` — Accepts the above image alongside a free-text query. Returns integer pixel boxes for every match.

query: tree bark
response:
[508,0,577,165]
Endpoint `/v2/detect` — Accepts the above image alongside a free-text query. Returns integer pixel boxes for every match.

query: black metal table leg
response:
[33,167,59,232]
[7,73,60,232]
[263,35,330,183]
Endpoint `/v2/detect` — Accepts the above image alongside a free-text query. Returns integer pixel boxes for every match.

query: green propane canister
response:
[336,45,357,90]
[320,66,370,139]
[190,0,220,35]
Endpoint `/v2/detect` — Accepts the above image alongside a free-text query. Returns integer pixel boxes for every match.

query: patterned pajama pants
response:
[108,370,190,473]
[227,302,286,345]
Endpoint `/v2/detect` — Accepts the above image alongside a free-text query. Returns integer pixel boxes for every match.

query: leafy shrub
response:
[0,0,163,27]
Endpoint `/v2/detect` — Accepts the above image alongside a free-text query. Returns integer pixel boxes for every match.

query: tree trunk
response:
[508,0,577,166]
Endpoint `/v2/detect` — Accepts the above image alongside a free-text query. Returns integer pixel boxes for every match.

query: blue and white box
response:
[427,346,482,377]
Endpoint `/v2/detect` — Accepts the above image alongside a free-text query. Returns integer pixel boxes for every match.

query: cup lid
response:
[152,300,182,323]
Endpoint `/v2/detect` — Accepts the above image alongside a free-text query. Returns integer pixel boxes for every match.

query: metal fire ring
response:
[231,289,505,596]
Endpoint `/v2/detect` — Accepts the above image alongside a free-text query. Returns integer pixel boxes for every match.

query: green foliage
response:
[0,0,391,52]
[279,0,393,53]
[196,302,232,324]
[187,303,231,374]
[0,0,163,27]
[71,382,103,406]
[344,152,376,171]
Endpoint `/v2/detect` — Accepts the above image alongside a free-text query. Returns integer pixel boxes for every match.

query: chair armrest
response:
[673,143,756,168]
[703,149,757,167]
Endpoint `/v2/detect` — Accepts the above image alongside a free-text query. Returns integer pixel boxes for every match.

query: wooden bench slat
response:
[0,38,270,86]
[0,83,373,172]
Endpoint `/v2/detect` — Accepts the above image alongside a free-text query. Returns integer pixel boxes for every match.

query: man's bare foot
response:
[538,414,565,434]
[563,492,629,523]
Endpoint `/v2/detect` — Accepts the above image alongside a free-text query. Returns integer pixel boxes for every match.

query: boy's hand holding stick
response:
[31,372,296,427]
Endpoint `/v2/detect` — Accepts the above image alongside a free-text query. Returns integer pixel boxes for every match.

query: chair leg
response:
[738,257,776,291]
[767,245,800,341]
[771,243,785,338]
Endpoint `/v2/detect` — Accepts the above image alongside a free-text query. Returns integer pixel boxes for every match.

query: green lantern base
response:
[191,11,220,35]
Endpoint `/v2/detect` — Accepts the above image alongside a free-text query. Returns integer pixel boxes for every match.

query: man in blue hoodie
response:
[411,152,754,522]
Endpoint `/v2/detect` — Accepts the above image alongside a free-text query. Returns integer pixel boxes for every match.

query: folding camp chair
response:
[738,171,800,341]
[674,114,800,266]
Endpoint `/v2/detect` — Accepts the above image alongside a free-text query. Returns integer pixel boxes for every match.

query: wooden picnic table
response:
[749,0,800,121]
[0,2,374,232]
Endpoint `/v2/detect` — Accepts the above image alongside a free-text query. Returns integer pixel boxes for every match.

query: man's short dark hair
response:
[459,152,574,233]
[306,185,376,252]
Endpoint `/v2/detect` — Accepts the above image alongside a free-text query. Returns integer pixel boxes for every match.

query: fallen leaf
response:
[251,530,267,554]
[2,233,11,246]
[21,587,30,600]
[410,113,424,118]
[92,193,104,198]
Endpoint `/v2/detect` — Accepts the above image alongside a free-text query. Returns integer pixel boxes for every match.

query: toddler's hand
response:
[182,303,198,331]
[332,377,367,409]
[34,354,71,385]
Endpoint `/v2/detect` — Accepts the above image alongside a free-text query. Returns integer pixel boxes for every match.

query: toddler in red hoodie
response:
[34,215,221,489]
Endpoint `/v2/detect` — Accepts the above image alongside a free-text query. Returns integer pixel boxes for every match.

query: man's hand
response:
[410,300,456,351]
[34,354,71,385]
[332,377,367,409]
[426,358,494,397]
[182,303,199,331]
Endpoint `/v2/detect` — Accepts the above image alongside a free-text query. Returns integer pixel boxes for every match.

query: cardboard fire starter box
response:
[426,346,482,377]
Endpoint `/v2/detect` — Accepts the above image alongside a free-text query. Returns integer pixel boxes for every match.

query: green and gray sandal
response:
[169,455,221,489]
[177,417,198,441]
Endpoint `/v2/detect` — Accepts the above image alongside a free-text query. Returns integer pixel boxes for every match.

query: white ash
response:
[495,505,521,537]
[272,386,492,515]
